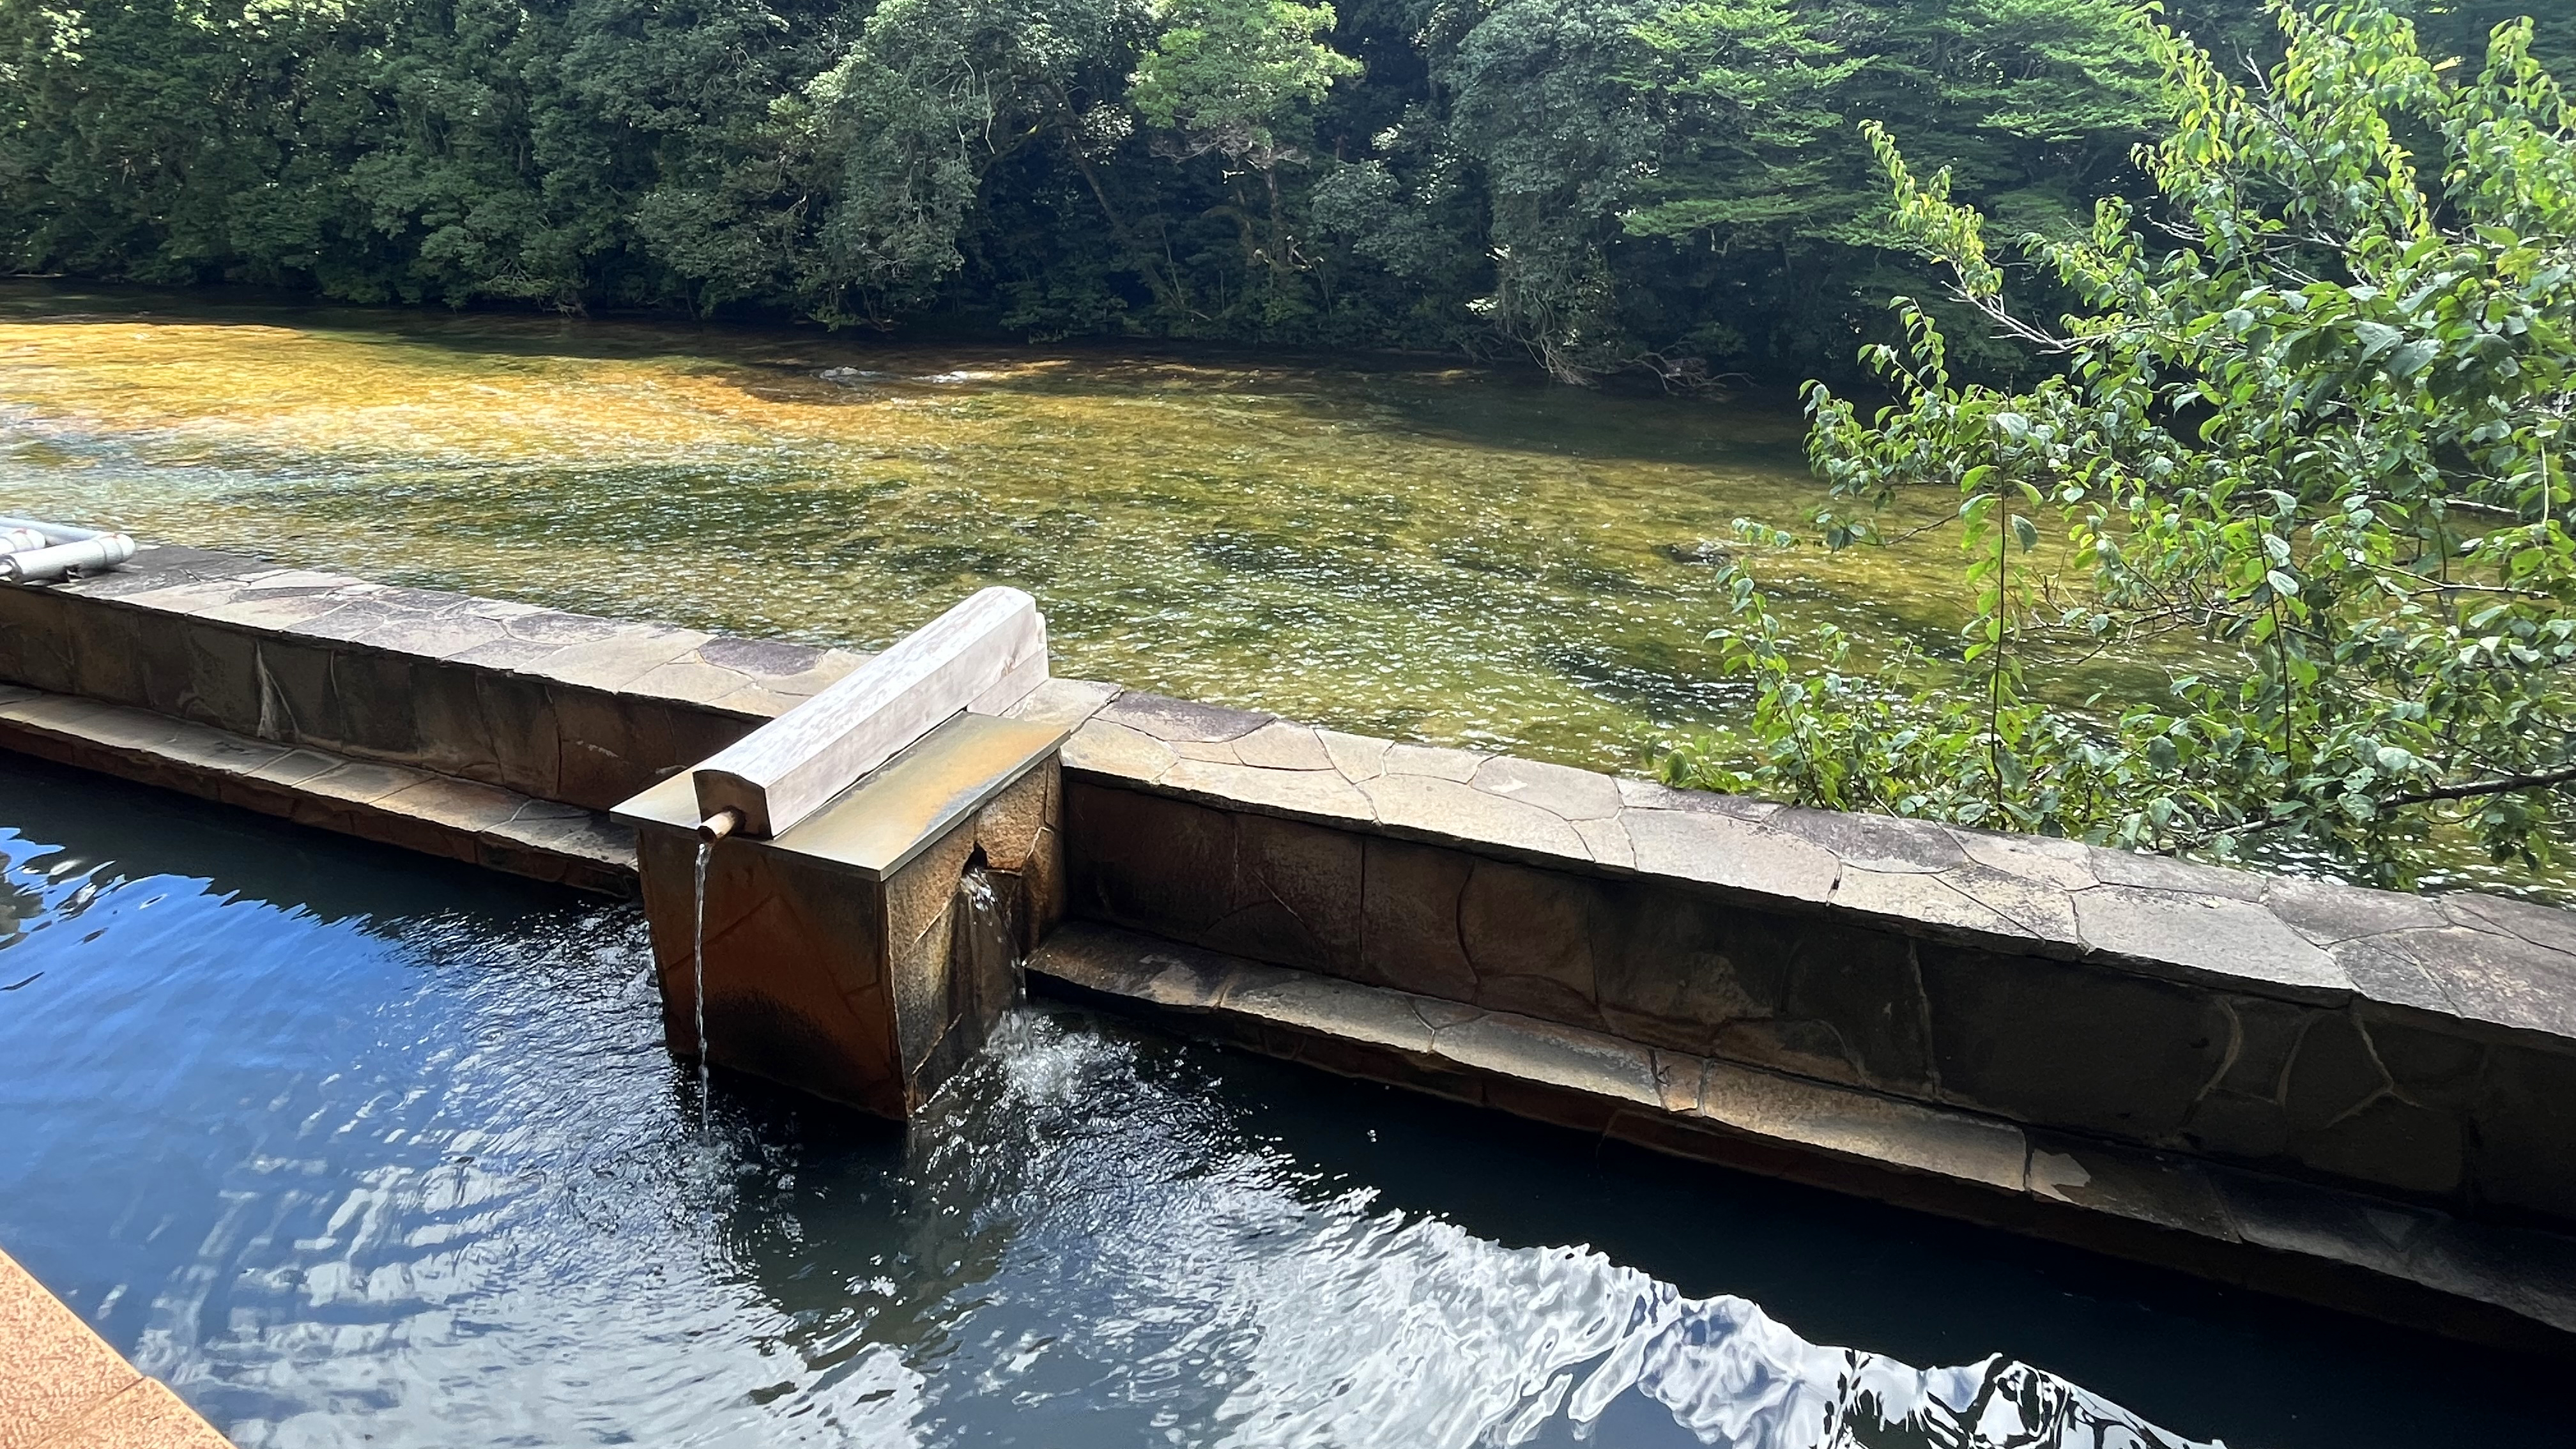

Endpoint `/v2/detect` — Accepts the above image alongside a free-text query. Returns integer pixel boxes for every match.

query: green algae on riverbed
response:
[0,282,1993,772]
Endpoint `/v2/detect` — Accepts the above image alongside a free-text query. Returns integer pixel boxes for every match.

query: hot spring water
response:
[0,756,2562,1447]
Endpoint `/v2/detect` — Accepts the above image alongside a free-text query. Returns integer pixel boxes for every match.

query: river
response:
[0,280,1976,774]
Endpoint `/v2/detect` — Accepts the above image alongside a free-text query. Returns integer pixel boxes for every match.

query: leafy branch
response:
[1664,1,2576,890]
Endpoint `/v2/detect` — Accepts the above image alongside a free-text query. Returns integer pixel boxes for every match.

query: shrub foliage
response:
[1663,2,2576,887]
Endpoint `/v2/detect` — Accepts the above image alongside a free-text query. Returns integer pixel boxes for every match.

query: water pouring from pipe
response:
[689,836,715,1130]
[687,808,742,1131]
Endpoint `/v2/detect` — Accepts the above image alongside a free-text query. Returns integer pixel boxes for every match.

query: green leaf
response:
[2386,339,2441,378]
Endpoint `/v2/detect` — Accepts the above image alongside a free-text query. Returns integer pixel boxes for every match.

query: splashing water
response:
[956,865,1033,1054]
[692,836,712,1130]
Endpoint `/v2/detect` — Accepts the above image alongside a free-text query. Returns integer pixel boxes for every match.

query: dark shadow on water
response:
[0,752,573,930]
[690,995,2574,1449]
[0,279,1813,469]
[1170,1041,2572,1449]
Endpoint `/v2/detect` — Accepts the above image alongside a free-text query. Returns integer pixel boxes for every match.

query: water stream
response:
[958,864,1036,1057]
[0,756,2564,1447]
[693,836,714,1130]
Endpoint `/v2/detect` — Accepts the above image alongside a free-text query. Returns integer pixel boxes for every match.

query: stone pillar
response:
[614,714,1066,1117]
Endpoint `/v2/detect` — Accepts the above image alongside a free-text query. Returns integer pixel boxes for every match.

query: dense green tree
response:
[1662,2,2576,885]
[1424,0,1666,380]
[1131,0,1358,314]
[1613,0,2163,377]
[1,0,2566,380]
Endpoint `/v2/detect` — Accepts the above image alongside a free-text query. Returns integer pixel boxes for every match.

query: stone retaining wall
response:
[10,547,2576,1236]
[0,548,862,810]
[1034,920,2576,1354]
[1023,686,2576,1234]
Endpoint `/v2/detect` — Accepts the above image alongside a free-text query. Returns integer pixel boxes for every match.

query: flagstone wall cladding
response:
[10,548,2576,1229]
[0,547,864,810]
[1021,680,2576,1232]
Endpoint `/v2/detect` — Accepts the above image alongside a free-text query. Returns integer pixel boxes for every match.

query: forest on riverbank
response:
[2,0,2565,383]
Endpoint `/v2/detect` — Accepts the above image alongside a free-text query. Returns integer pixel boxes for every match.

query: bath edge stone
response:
[1031,921,2576,1358]
[0,684,636,894]
[0,1243,237,1448]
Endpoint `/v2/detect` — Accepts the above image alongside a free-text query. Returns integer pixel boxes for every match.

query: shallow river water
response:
[0,758,2563,1447]
[0,281,1995,773]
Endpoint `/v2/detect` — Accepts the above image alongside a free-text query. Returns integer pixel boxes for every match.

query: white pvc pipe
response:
[2,533,137,583]
[0,514,101,545]
[0,528,47,556]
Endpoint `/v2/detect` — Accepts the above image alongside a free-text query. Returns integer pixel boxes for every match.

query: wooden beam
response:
[691,587,1048,838]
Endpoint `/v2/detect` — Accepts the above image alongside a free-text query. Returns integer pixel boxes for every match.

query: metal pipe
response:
[697,808,743,843]
[0,515,101,545]
[2,533,137,583]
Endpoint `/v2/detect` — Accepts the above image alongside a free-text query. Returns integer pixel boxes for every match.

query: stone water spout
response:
[612,588,1067,1118]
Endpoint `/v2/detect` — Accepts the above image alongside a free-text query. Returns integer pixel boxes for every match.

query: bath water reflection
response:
[0,759,2561,1447]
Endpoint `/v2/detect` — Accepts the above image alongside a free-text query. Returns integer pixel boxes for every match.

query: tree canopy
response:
[13,0,2552,379]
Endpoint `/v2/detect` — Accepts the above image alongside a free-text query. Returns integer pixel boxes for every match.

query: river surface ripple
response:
[13,281,2558,896]
[0,281,1988,774]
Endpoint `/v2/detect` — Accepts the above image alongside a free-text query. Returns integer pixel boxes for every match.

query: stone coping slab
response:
[1011,680,2576,1053]
[0,685,636,894]
[0,1245,233,1448]
[45,548,868,721]
[615,712,1066,881]
[0,546,871,811]
[1031,920,2576,1357]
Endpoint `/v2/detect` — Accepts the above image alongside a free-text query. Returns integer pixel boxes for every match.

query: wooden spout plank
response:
[691,587,1047,837]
